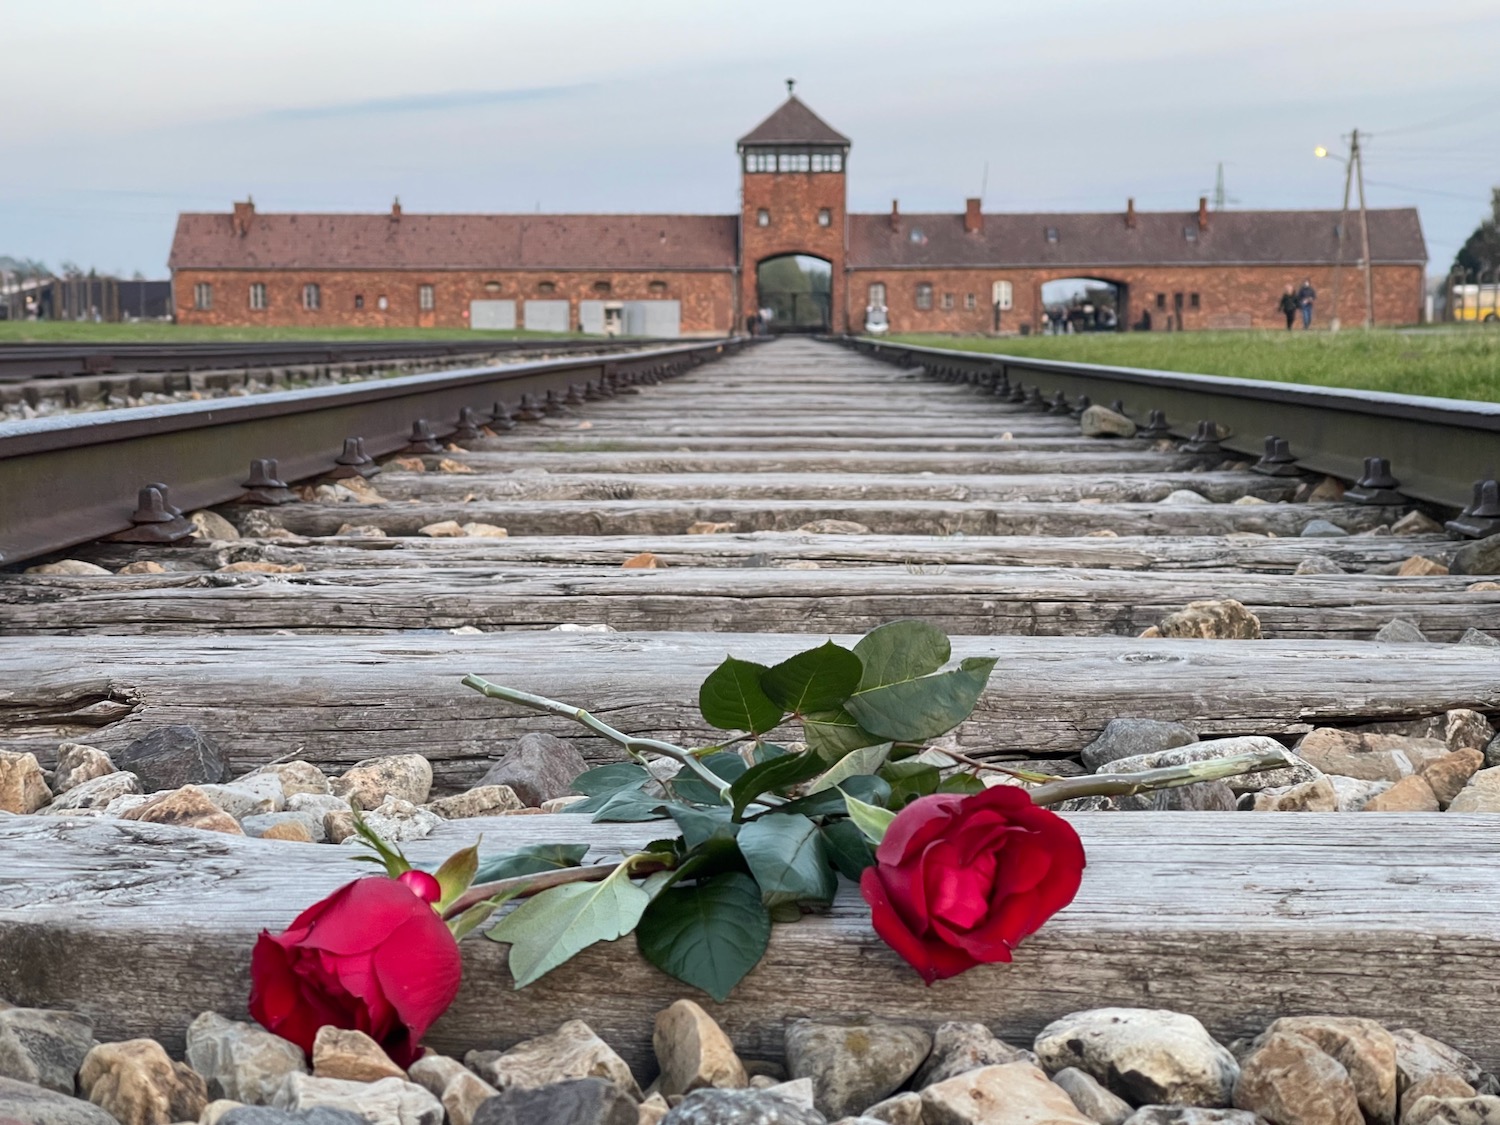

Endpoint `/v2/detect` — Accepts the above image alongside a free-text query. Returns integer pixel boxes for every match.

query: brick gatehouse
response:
[169,94,1427,335]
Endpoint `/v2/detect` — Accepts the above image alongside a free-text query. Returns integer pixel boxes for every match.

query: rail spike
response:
[1181,420,1225,455]
[452,407,484,443]
[1046,391,1072,416]
[236,459,295,505]
[1446,479,1500,539]
[488,402,518,430]
[403,419,444,454]
[1252,436,1301,478]
[1344,457,1404,505]
[107,486,196,544]
[1070,394,1092,419]
[1138,410,1171,438]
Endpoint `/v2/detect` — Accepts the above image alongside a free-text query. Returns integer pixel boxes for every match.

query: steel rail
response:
[0,339,746,566]
[0,337,674,382]
[846,337,1500,519]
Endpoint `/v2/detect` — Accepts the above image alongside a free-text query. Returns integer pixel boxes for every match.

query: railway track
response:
[3,336,1500,1071]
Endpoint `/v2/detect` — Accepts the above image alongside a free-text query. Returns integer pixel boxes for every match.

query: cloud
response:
[256,82,593,123]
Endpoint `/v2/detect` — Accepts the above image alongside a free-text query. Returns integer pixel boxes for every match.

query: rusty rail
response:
[0,339,747,566]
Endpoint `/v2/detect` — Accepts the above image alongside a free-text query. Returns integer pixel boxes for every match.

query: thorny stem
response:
[461,675,733,796]
[899,743,1062,783]
[1027,748,1294,806]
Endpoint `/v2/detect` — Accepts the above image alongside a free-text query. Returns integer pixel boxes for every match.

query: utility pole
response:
[1353,130,1375,329]
[1327,132,1357,332]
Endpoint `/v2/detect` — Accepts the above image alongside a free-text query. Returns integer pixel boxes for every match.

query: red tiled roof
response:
[848,208,1427,268]
[168,212,739,271]
[738,96,850,148]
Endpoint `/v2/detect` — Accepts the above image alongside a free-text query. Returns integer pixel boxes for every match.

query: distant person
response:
[1279,284,1299,330]
[1296,278,1317,329]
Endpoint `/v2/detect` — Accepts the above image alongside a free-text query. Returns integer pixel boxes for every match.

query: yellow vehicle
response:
[1450,283,1500,322]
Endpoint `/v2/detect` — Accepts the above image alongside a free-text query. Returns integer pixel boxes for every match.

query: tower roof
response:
[738,96,849,148]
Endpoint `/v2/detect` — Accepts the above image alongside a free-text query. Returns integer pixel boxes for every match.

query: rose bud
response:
[398,869,442,903]
[859,786,1085,984]
[249,875,463,1066]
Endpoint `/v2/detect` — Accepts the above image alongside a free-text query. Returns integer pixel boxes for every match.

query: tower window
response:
[756,209,770,227]
[193,282,212,310]
[248,282,266,310]
[915,283,934,311]
[817,208,832,227]
[303,283,321,310]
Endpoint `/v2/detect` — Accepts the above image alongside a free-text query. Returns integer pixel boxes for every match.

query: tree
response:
[1453,187,1500,276]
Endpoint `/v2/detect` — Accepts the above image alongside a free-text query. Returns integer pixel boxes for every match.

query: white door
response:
[523,300,571,333]
[469,300,516,330]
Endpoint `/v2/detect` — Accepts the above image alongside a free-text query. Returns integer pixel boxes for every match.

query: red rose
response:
[859,786,1085,984]
[250,875,462,1066]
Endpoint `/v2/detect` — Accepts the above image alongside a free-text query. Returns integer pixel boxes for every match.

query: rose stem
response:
[460,675,732,794]
[1027,748,1295,806]
[442,853,673,920]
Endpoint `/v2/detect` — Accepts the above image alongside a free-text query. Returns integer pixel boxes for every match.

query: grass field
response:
[0,323,571,344]
[892,328,1500,403]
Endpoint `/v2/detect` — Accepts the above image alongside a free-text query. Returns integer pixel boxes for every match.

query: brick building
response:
[169,94,1427,334]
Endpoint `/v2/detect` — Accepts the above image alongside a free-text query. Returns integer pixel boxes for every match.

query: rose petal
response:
[875,794,964,864]
[923,841,994,931]
[296,878,430,955]
[250,934,344,1058]
[861,867,978,984]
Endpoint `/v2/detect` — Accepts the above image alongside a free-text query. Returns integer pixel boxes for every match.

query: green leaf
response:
[569,779,649,816]
[760,642,863,715]
[486,866,650,987]
[590,788,670,823]
[348,803,412,877]
[845,656,999,743]
[802,707,887,761]
[669,752,746,806]
[810,742,893,793]
[822,818,877,881]
[939,772,987,795]
[571,763,650,796]
[752,742,791,764]
[727,750,828,818]
[853,619,952,691]
[769,901,804,923]
[472,843,589,885]
[881,760,941,806]
[842,788,898,845]
[668,804,739,851]
[699,657,785,733]
[773,773,891,818]
[737,813,837,907]
[432,842,480,912]
[636,872,771,1002]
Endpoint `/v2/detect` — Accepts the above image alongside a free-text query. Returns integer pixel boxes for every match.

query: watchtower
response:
[737,84,850,333]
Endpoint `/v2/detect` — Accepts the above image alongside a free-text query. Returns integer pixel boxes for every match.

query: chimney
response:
[231,198,255,238]
[889,199,900,232]
[1125,198,1137,229]
[964,198,983,235]
[1198,196,1209,231]
[390,197,402,222]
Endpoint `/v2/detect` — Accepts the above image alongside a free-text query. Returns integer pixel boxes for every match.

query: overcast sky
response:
[4,0,1498,277]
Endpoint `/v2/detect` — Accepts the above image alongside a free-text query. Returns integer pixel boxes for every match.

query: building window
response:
[1155,292,1166,310]
[1045,227,1059,243]
[537,281,556,295]
[419,284,435,310]
[756,209,770,227]
[777,152,811,172]
[915,283,934,311]
[592,280,612,295]
[941,293,955,311]
[303,283,321,310]
[649,280,668,295]
[1173,292,1184,309]
[992,280,1013,310]
[964,293,977,311]
[354,295,364,310]
[1189,292,1201,309]
[193,282,212,310]
[817,208,832,227]
[868,282,886,307]
[810,152,843,172]
[377,295,389,311]
[909,228,925,243]
[1184,226,1198,242]
[484,280,502,293]
[249,283,267,310]
[744,152,775,173]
